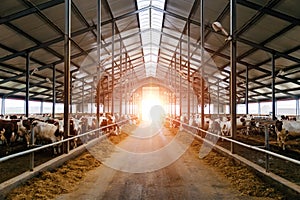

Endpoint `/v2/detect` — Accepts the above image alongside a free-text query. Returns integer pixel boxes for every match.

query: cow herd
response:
[0,113,133,155]
[168,114,300,151]
[1,112,299,156]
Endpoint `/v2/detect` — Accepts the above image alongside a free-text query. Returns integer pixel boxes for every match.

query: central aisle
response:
[56,123,251,200]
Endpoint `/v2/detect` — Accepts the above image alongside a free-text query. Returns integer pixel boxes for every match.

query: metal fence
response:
[0,119,129,170]
[167,117,300,168]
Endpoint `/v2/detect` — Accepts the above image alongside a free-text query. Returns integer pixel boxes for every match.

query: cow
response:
[15,120,31,147]
[80,116,99,140]
[70,118,82,147]
[218,116,231,136]
[31,121,63,155]
[275,119,300,150]
[99,113,120,135]
[171,116,181,128]
[208,118,221,136]
[56,118,83,149]
[0,120,17,149]
[0,118,31,153]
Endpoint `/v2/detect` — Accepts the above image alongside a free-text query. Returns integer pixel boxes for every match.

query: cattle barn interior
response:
[0,0,300,119]
[1,0,300,199]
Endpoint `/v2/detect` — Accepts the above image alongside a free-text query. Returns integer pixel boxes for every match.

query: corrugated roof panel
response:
[2,57,27,70]
[109,0,136,17]
[241,15,289,44]
[48,41,64,56]
[0,48,12,58]
[208,55,228,69]
[274,0,300,19]
[119,28,140,39]
[0,0,26,17]
[237,41,253,57]
[205,33,227,52]
[72,32,96,51]
[274,57,298,69]
[165,0,194,18]
[248,68,266,80]
[29,0,52,5]
[31,48,61,64]
[73,0,110,23]
[193,0,228,23]
[241,49,271,66]
[0,25,36,51]
[289,49,300,60]
[116,15,138,34]
[41,3,86,33]
[11,13,59,42]
[247,0,270,7]
[265,26,300,53]
[164,14,186,31]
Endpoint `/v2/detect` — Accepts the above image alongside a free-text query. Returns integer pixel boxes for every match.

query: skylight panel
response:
[152,0,165,9]
[137,0,166,77]
[151,9,163,30]
[137,0,149,9]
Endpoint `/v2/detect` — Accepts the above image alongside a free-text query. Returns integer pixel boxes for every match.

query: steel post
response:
[245,65,249,114]
[271,53,276,120]
[200,0,205,129]
[230,0,237,154]
[25,52,30,118]
[52,65,56,117]
[63,0,71,153]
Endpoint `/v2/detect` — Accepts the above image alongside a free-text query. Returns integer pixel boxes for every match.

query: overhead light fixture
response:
[45,77,51,83]
[276,69,284,76]
[212,21,232,41]
[30,67,39,75]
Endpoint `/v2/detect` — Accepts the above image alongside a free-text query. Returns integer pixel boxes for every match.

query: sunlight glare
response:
[141,87,163,121]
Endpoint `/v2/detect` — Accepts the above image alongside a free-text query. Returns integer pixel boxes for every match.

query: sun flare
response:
[141,87,163,121]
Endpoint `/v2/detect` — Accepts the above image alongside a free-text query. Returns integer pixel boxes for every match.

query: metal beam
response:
[0,0,64,25]
[237,0,300,26]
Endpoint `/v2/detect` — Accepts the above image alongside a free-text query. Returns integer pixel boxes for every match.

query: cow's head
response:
[239,117,246,126]
[54,128,64,141]
[275,120,283,132]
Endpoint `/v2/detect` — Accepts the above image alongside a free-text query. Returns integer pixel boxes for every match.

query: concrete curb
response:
[195,135,300,199]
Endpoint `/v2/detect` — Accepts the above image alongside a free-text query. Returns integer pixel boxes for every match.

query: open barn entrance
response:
[141,87,162,121]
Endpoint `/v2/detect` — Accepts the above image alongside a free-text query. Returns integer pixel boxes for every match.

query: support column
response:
[119,40,123,116]
[179,40,182,116]
[175,53,177,116]
[25,52,30,118]
[96,0,101,123]
[52,65,56,118]
[200,0,205,128]
[217,80,220,114]
[125,55,128,115]
[245,65,249,114]
[271,54,276,120]
[230,0,237,154]
[63,0,71,153]
[40,100,43,114]
[296,98,299,119]
[187,20,191,120]
[91,82,93,114]
[70,72,73,114]
[0,98,4,115]
[81,79,84,113]
[111,20,115,114]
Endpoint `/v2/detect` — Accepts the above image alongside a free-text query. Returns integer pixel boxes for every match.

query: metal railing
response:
[0,119,129,167]
[167,117,300,168]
